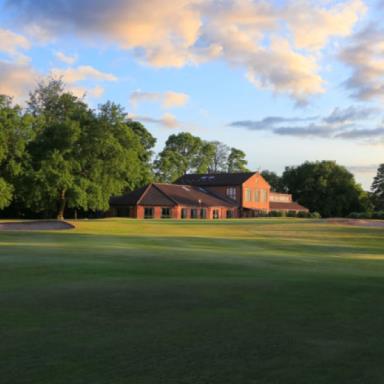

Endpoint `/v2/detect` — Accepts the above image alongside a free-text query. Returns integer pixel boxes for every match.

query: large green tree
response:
[0,95,33,209]
[154,132,213,182]
[261,170,283,192]
[22,80,154,219]
[282,161,368,217]
[208,141,230,173]
[371,164,384,211]
[227,148,249,173]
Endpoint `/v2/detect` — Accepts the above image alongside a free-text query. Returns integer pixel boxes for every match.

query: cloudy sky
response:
[0,0,383,189]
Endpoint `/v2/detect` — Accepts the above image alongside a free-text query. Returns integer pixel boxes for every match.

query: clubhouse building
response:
[109,172,308,219]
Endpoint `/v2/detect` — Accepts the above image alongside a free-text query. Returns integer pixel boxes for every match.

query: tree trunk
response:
[57,190,66,220]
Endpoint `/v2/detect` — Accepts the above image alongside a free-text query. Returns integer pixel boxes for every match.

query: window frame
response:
[144,207,154,219]
[161,207,171,219]
[190,208,198,219]
[226,187,237,200]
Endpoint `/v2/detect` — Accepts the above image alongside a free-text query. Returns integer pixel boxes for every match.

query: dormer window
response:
[226,187,236,200]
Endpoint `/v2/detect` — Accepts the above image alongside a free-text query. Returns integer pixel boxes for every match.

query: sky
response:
[0,0,383,189]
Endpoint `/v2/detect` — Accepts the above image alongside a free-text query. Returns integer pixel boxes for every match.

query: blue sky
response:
[0,0,383,189]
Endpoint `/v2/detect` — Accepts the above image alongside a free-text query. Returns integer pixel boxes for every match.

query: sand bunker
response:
[0,220,75,231]
[326,218,384,228]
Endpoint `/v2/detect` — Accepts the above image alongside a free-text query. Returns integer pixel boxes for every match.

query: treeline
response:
[0,79,382,219]
[0,80,248,219]
[261,162,382,218]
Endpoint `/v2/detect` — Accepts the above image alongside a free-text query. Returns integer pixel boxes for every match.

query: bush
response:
[372,211,384,220]
[297,211,310,218]
[286,210,297,217]
[348,212,371,219]
[269,210,285,217]
[310,211,321,219]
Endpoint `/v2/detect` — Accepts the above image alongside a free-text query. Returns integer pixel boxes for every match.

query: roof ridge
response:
[136,184,152,205]
[152,184,179,205]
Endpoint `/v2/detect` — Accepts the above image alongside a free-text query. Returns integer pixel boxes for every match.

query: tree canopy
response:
[0,80,378,219]
[281,161,368,217]
[18,80,155,219]
[0,96,33,209]
[371,164,384,211]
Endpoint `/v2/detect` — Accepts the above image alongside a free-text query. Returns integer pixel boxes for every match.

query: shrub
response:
[286,210,297,217]
[347,212,373,219]
[310,211,321,219]
[372,211,384,220]
[269,210,285,217]
[297,211,310,218]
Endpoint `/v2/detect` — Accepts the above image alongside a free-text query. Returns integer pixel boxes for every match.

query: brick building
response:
[110,172,308,219]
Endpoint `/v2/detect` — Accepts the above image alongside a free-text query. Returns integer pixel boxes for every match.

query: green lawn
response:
[1,218,384,384]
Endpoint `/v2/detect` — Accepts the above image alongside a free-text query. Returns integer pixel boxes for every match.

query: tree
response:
[371,164,384,211]
[154,132,210,182]
[227,148,249,172]
[261,170,283,192]
[281,161,367,217]
[22,80,154,219]
[208,141,230,173]
[0,95,33,209]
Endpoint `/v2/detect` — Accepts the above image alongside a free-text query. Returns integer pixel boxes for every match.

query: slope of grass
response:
[1,218,384,384]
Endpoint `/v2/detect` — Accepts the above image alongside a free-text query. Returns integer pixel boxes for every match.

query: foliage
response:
[261,170,283,192]
[371,164,384,211]
[0,95,33,209]
[282,161,367,217]
[21,81,155,219]
[208,141,230,172]
[268,210,285,217]
[154,132,212,182]
[227,147,249,172]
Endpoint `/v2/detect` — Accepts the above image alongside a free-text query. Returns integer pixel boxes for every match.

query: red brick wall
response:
[241,173,270,211]
[203,186,241,205]
[136,205,238,219]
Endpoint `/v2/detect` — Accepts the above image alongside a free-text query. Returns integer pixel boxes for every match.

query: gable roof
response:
[176,172,257,186]
[110,183,237,208]
[155,184,236,207]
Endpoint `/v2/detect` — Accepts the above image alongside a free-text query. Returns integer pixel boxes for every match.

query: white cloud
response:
[340,25,384,101]
[51,65,117,83]
[0,60,37,100]
[7,0,366,102]
[130,90,189,109]
[55,51,77,65]
[0,28,31,64]
[128,112,180,129]
[68,85,105,99]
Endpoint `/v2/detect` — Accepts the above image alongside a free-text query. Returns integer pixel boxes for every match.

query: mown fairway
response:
[1,218,384,384]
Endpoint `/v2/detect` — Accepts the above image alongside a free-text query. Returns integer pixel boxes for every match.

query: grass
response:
[1,218,384,384]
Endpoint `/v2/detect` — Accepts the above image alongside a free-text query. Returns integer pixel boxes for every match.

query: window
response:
[226,187,236,200]
[254,190,260,202]
[161,208,171,218]
[261,190,267,203]
[190,208,198,219]
[181,208,187,219]
[245,188,252,202]
[226,210,234,218]
[213,209,220,219]
[144,207,154,219]
[200,208,207,219]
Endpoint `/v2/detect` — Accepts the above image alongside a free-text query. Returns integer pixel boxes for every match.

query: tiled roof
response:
[110,183,237,208]
[270,201,309,212]
[110,185,148,206]
[176,172,256,186]
[155,184,236,207]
